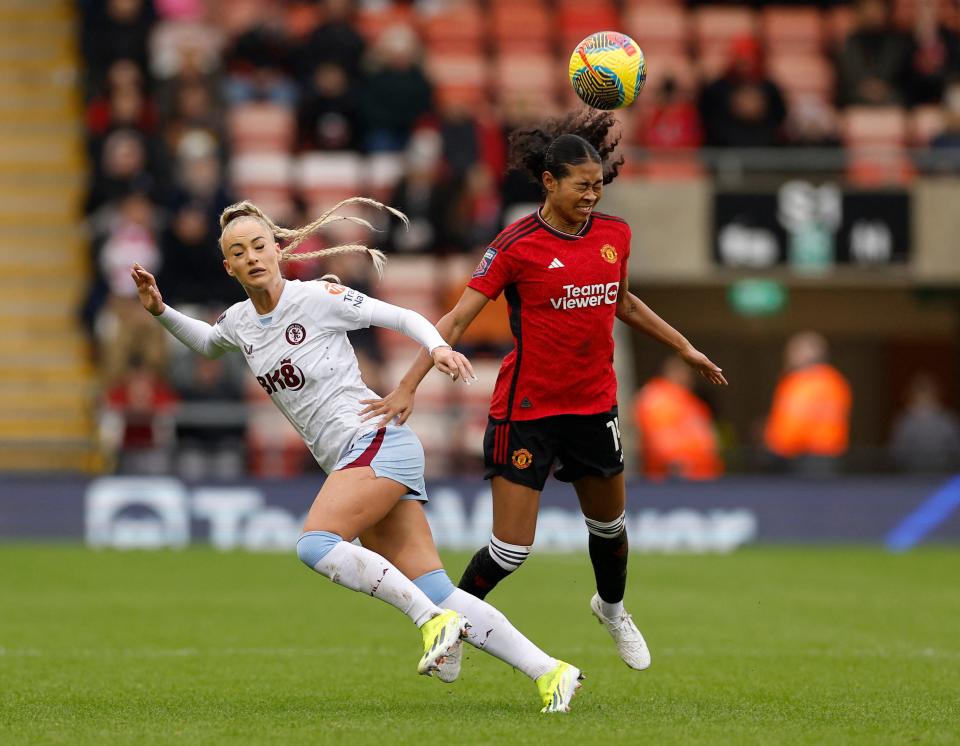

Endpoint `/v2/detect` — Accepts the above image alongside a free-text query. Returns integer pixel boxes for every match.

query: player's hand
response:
[359,387,416,428]
[130,263,165,316]
[680,345,728,385]
[431,346,477,384]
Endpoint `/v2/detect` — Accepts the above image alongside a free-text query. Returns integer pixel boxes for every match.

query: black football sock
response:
[457,546,510,599]
[585,513,628,604]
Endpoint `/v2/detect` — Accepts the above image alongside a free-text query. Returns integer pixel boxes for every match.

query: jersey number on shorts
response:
[606,417,624,462]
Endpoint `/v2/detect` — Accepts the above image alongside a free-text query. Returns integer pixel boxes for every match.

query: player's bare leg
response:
[457,477,540,599]
[297,467,467,677]
[574,472,651,670]
[363,500,583,711]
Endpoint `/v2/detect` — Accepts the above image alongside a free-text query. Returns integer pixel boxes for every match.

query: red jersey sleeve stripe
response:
[490,215,536,249]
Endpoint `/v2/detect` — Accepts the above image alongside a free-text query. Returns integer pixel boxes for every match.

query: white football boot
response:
[590,593,651,670]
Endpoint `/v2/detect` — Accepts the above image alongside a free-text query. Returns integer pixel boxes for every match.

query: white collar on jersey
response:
[253,279,290,326]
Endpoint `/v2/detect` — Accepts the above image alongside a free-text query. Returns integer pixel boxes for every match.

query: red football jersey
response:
[468,209,631,421]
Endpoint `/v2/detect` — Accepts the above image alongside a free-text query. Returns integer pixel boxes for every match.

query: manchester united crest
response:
[511,448,533,470]
[600,244,618,264]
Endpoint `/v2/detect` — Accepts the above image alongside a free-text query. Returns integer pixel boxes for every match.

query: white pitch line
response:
[1,646,958,660]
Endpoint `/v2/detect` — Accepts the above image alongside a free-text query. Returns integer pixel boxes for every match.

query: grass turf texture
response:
[1,546,958,745]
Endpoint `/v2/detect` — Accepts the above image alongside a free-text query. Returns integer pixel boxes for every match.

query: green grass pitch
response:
[1,546,958,745]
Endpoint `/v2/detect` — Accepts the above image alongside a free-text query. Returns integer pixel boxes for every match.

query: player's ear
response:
[542,171,557,193]
[223,258,235,278]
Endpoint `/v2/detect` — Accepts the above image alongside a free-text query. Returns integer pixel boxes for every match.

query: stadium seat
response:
[376,255,442,359]
[623,0,685,6]
[420,1,486,54]
[843,106,908,146]
[641,51,697,95]
[296,151,364,213]
[424,52,489,109]
[230,153,294,218]
[149,20,225,79]
[559,4,622,51]
[206,0,274,37]
[637,154,705,181]
[490,3,552,53]
[761,7,824,55]
[227,102,296,154]
[842,106,915,185]
[356,5,415,44]
[365,153,405,202]
[492,53,561,99]
[623,5,689,59]
[909,105,946,146]
[767,53,835,105]
[693,6,758,58]
[893,0,960,30]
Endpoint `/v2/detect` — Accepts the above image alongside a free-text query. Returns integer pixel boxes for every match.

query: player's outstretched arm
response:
[130,263,228,359]
[616,280,727,386]
[360,287,489,426]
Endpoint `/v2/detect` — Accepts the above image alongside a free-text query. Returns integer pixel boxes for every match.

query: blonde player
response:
[131,199,582,713]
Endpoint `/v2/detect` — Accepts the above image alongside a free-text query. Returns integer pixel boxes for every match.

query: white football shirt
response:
[208,279,388,472]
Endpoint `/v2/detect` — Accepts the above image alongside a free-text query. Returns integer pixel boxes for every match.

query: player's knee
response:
[488,534,532,573]
[296,530,343,570]
[584,511,626,539]
[412,568,456,604]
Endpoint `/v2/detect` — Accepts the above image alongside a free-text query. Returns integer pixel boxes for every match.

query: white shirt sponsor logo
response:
[550,282,619,310]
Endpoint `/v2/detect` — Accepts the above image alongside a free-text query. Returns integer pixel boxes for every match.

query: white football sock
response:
[439,587,556,680]
[599,599,625,619]
[313,541,441,627]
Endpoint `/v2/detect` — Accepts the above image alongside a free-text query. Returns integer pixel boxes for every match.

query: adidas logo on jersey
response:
[547,258,565,269]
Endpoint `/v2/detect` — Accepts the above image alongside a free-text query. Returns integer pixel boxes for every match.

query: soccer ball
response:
[568,31,647,110]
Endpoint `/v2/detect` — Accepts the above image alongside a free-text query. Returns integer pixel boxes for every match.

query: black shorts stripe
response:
[490,216,536,249]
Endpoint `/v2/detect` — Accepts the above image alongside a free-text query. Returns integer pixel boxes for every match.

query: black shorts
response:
[483,406,624,491]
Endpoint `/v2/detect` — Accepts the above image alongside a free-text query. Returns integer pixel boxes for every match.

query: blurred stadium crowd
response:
[77,0,960,480]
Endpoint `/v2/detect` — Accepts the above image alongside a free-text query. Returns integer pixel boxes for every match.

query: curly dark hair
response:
[507,109,623,188]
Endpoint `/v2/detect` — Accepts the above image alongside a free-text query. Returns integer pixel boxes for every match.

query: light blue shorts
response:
[333,425,427,501]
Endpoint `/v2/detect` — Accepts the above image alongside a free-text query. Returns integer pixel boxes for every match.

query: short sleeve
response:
[309,281,375,332]
[467,245,516,301]
[209,306,241,352]
[620,224,632,281]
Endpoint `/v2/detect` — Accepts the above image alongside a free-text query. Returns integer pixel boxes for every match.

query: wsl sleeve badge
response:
[473,247,498,278]
[569,31,646,110]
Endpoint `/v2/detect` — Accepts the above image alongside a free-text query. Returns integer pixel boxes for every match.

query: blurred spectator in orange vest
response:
[634,356,723,481]
[764,332,852,474]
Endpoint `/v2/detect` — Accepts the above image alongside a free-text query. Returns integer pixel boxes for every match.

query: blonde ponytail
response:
[219,197,408,278]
